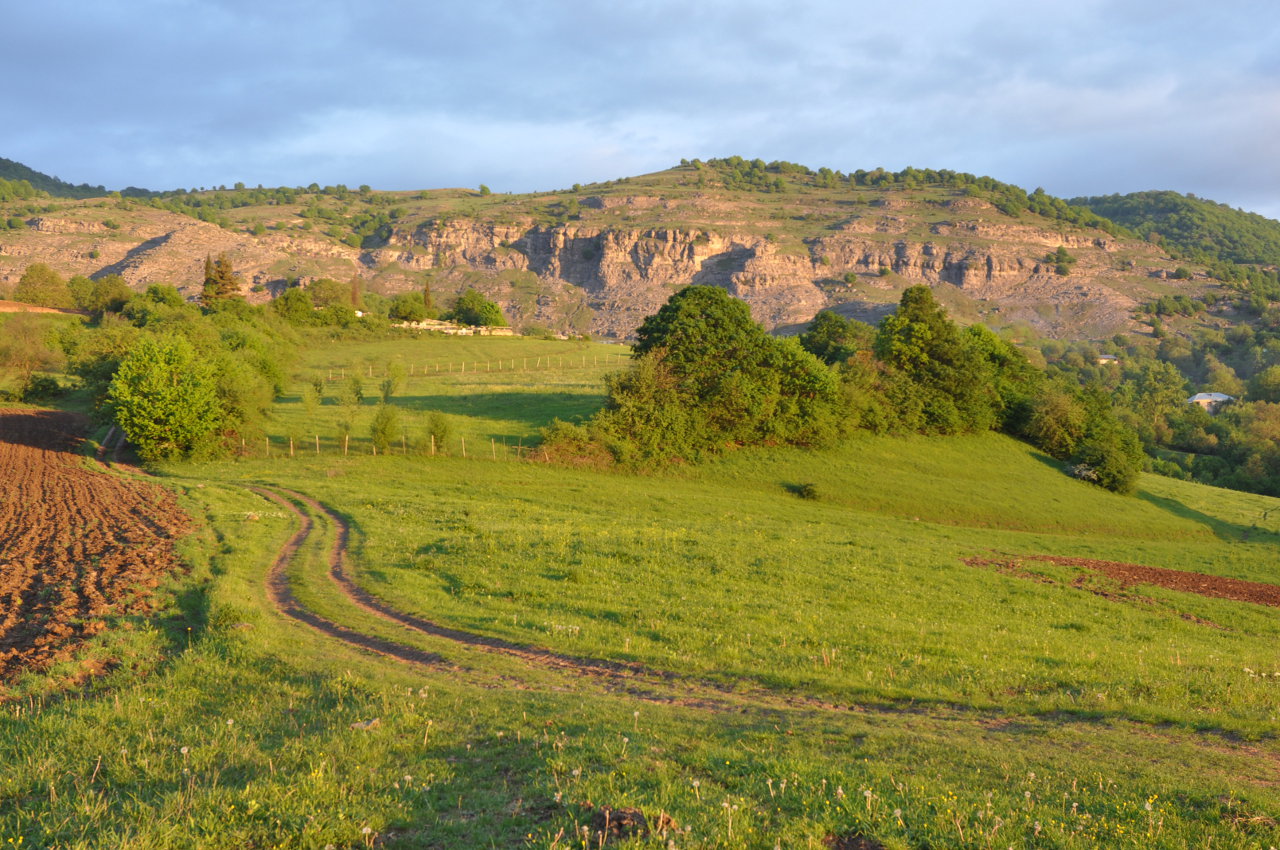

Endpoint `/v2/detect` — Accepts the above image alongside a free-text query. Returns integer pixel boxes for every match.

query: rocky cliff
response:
[0,173,1209,340]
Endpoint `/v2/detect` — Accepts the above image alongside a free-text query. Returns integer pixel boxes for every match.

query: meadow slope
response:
[2,335,1280,848]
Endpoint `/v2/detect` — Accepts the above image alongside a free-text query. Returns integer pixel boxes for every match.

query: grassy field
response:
[3,334,1280,848]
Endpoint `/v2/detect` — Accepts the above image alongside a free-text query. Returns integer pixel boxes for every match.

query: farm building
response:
[1187,392,1235,414]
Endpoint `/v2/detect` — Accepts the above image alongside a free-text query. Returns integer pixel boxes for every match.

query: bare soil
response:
[965,554,1280,608]
[0,300,85,315]
[0,409,189,683]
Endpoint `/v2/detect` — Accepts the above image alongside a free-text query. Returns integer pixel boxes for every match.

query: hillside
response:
[1072,189,1280,267]
[0,156,107,199]
[0,159,1248,341]
[5,330,1280,847]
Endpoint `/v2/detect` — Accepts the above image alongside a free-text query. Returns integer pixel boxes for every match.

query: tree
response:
[444,288,506,326]
[105,335,222,460]
[1249,365,1280,403]
[798,310,874,365]
[71,274,132,315]
[0,313,62,396]
[578,285,847,463]
[13,263,73,309]
[308,278,350,308]
[873,286,997,433]
[369,404,401,453]
[201,254,240,304]
[272,287,316,325]
[389,292,428,322]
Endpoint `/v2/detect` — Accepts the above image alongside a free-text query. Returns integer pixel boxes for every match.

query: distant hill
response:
[1070,190,1280,267]
[0,157,106,199]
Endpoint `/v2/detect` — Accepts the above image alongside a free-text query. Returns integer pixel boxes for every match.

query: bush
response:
[369,404,401,454]
[1069,423,1144,494]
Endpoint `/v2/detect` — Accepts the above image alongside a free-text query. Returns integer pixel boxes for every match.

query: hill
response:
[1072,189,1280,267]
[0,156,107,199]
[0,158,1259,342]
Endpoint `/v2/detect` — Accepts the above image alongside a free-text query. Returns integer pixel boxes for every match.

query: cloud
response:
[3,0,1279,218]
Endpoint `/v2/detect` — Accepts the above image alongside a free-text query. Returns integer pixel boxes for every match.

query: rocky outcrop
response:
[0,191,1178,339]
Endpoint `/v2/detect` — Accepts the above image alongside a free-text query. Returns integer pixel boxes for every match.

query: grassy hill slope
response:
[6,333,1277,847]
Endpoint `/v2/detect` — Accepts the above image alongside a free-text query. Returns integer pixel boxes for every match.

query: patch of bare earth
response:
[0,409,189,687]
[965,554,1280,609]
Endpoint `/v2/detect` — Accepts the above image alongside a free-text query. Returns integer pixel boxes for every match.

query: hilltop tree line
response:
[546,285,1143,493]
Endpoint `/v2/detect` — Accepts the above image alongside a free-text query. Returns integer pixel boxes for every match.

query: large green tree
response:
[873,286,998,433]
[444,289,506,327]
[106,335,222,460]
[586,285,846,463]
[13,263,73,309]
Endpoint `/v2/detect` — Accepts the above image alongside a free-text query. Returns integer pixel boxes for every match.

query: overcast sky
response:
[8,1,1279,218]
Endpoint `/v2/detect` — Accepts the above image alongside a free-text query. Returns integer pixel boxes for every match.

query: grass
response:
[4,333,1280,847]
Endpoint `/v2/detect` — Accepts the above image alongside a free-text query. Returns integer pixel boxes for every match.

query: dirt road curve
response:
[0,409,189,682]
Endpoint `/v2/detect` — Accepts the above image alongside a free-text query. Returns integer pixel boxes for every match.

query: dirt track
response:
[0,409,189,683]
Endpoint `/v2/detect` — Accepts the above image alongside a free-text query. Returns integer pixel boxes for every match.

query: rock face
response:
[366,208,1147,339]
[0,188,1190,340]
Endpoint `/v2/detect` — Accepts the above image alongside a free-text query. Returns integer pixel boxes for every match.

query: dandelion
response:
[835,786,845,800]
[180,747,189,756]
[403,775,412,784]
[226,719,234,727]
[1025,791,1032,799]
[692,779,701,802]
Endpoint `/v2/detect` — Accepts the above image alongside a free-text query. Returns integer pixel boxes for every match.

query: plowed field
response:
[0,409,189,682]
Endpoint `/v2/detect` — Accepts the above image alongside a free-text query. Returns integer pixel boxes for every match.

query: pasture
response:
[2,333,1279,848]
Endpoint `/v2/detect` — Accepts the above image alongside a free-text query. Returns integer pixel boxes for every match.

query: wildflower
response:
[180,747,189,755]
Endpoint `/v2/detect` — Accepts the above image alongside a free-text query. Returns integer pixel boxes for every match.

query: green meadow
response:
[3,333,1280,848]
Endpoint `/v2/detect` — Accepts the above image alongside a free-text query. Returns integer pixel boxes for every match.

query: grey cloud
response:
[3,1,1279,219]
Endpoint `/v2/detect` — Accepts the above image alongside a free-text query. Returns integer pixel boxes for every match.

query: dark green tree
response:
[201,254,240,304]
[874,286,997,433]
[444,289,506,326]
[798,310,874,365]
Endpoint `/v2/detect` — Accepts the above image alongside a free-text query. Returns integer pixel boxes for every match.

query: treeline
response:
[1072,190,1280,307]
[684,157,1128,237]
[545,286,1143,493]
[1072,190,1280,266]
[0,157,105,199]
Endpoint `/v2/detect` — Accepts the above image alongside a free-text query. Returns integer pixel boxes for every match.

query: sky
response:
[8,0,1280,218]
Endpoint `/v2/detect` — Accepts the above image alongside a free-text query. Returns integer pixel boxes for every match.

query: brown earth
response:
[0,299,85,315]
[965,554,1280,608]
[0,409,189,684]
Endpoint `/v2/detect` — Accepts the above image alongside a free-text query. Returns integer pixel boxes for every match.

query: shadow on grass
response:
[1137,490,1257,542]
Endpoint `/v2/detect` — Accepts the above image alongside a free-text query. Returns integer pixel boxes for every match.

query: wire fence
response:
[320,352,631,381]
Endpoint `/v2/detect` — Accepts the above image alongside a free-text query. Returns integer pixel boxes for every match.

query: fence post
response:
[315,435,320,454]
[491,437,496,460]
[461,436,466,458]
[431,434,436,456]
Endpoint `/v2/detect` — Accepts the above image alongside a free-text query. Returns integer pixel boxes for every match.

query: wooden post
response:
[315,435,320,454]
[523,358,527,370]
[289,436,294,457]
[431,434,436,456]
[343,434,349,456]
[461,436,466,458]
[265,437,270,457]
[491,437,496,460]
[368,364,373,378]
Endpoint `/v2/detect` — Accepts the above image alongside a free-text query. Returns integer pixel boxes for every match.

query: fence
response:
[323,352,631,381]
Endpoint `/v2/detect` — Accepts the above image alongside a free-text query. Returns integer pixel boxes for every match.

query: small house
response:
[1187,392,1234,414]
[1097,354,1119,366]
